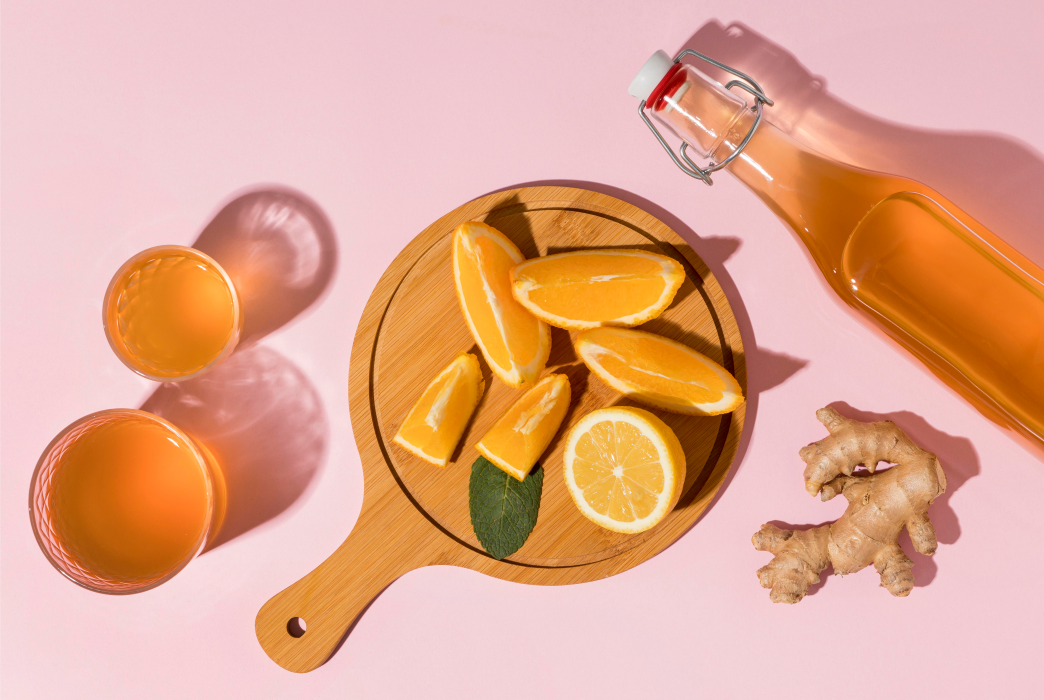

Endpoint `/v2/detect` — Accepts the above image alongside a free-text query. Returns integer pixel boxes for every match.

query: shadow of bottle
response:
[141,186,338,551]
[679,20,1044,269]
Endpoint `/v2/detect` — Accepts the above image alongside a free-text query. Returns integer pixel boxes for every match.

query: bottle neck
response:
[710,106,899,270]
[647,65,907,275]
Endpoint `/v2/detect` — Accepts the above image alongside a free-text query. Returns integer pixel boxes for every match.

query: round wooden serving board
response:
[255,186,746,672]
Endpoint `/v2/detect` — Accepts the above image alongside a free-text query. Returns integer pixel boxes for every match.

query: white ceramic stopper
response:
[628,50,674,101]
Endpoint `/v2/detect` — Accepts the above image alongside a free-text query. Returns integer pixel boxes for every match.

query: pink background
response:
[3,1,1043,697]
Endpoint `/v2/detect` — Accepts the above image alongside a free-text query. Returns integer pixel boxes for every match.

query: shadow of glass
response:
[681,20,1044,269]
[141,345,329,551]
[135,186,339,551]
[193,187,339,346]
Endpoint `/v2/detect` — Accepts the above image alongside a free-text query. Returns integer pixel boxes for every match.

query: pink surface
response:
[3,1,1043,697]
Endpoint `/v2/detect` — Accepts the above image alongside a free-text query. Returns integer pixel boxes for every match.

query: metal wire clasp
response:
[638,49,773,185]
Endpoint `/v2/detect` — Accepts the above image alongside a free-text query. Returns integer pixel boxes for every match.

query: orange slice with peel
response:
[563,406,686,534]
[476,373,571,481]
[510,249,684,330]
[453,222,550,388]
[575,327,743,416]
[393,352,483,467]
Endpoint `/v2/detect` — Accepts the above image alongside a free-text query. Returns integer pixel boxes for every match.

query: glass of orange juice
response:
[29,409,226,593]
[104,246,241,381]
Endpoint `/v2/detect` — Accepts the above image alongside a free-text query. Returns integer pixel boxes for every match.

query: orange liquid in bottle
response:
[104,246,240,380]
[32,410,220,591]
[651,67,1044,452]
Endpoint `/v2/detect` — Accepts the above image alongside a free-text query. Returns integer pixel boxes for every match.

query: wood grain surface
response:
[255,186,747,673]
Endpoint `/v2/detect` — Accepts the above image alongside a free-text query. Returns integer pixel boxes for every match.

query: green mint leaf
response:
[468,456,543,560]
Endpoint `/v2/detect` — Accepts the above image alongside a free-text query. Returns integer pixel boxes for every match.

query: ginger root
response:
[753,407,947,604]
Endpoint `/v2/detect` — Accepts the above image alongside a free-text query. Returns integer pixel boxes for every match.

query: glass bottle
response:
[630,50,1044,455]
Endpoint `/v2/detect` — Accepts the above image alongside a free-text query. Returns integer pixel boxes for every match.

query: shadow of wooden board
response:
[256,186,747,672]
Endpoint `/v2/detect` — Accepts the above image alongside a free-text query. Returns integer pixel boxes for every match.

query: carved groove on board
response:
[369,203,733,565]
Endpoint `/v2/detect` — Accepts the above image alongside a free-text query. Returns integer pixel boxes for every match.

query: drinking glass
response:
[29,409,225,594]
[104,245,242,381]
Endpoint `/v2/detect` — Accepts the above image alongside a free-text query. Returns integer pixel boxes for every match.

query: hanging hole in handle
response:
[287,617,307,638]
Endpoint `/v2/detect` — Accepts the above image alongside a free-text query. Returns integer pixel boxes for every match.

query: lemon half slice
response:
[563,406,685,534]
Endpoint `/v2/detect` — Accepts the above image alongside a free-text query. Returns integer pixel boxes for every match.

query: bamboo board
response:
[255,186,747,672]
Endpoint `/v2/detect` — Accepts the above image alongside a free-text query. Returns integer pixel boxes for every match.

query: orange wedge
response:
[563,406,686,534]
[510,249,685,330]
[476,373,571,481]
[575,327,743,415]
[393,352,483,467]
[453,222,550,388]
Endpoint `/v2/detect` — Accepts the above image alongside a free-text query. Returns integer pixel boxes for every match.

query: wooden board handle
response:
[255,497,433,673]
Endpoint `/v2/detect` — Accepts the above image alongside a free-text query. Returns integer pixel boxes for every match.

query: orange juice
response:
[636,56,1044,453]
[714,111,1044,449]
[30,410,223,593]
[104,246,240,381]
